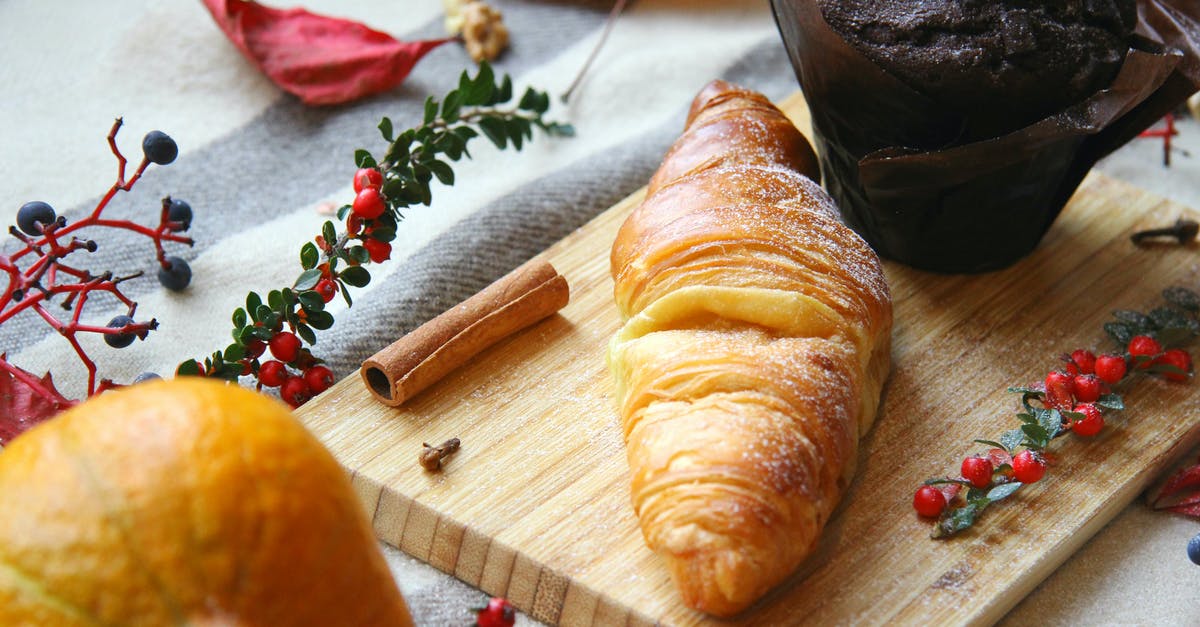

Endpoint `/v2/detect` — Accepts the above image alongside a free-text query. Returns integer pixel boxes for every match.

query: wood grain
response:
[294,93,1200,626]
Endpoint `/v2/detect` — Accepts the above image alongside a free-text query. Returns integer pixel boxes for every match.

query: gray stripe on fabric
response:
[317,36,798,376]
[0,1,613,353]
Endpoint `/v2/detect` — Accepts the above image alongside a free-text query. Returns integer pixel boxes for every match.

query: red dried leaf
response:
[0,356,76,445]
[202,0,452,105]
[1150,459,1200,513]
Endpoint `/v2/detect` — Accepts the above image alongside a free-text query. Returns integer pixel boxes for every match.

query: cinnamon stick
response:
[360,258,569,406]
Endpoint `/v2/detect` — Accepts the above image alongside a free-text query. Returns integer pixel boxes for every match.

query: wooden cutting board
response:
[294,93,1200,626]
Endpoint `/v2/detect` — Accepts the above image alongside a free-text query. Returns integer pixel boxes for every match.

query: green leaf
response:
[267,290,284,312]
[424,96,438,124]
[379,116,394,142]
[493,74,513,104]
[300,242,319,270]
[255,304,274,323]
[1113,309,1152,328]
[298,290,325,312]
[1163,286,1200,313]
[1000,429,1025,452]
[453,126,478,141]
[385,140,410,166]
[518,86,539,110]
[973,439,1008,452]
[296,323,316,345]
[246,292,263,317]
[1097,393,1125,411]
[176,360,201,376]
[339,281,354,307]
[1007,386,1042,395]
[340,266,371,287]
[1104,321,1134,346]
[355,149,376,169]
[1035,408,1063,439]
[382,177,408,201]
[442,89,461,121]
[1020,423,1049,449]
[371,226,396,243]
[986,482,1022,502]
[321,221,337,247]
[232,308,247,329]
[294,268,322,291]
[467,61,495,104]
[479,117,507,149]
[345,245,371,264]
[249,325,273,342]
[306,310,335,330]
[506,119,525,150]
[224,343,245,362]
[428,160,454,185]
[933,504,978,538]
[336,204,352,220]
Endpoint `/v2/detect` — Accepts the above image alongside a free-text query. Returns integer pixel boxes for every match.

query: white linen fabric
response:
[1,1,1197,625]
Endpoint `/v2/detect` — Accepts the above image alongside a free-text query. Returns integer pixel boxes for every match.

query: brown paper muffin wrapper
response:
[770,0,1200,273]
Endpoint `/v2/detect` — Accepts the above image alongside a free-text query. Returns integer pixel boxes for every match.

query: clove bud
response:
[1130,218,1199,246]
[419,438,461,472]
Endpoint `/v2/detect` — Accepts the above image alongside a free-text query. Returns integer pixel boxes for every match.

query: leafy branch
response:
[179,62,573,406]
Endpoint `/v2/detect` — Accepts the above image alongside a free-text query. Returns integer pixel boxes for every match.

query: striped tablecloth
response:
[3,1,1198,624]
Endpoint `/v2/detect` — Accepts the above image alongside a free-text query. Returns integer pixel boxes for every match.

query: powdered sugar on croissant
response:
[608,80,892,617]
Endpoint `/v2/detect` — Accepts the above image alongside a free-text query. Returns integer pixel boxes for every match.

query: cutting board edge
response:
[347,464,661,627]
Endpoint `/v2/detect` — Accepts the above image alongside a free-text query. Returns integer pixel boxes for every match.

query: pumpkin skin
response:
[0,378,413,627]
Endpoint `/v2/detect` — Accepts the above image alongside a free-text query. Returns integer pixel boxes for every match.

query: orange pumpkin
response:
[0,378,413,626]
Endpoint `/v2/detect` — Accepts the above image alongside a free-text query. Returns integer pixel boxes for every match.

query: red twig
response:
[1,121,183,406]
[1138,113,1177,167]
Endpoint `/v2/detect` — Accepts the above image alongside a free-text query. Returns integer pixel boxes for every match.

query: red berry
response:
[1071,403,1105,437]
[1154,348,1193,382]
[961,456,994,489]
[314,278,338,303]
[1128,335,1163,369]
[364,238,392,263]
[244,338,266,359]
[913,485,947,518]
[1070,349,1096,375]
[1094,354,1127,385]
[269,331,302,363]
[475,597,516,627]
[304,365,334,395]
[1012,450,1047,484]
[1073,374,1104,403]
[353,167,383,193]
[258,360,287,387]
[280,376,312,408]
[1044,370,1075,411]
[352,187,386,220]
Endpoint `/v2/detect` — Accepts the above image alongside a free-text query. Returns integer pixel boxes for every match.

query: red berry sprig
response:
[174,62,572,408]
[473,596,516,627]
[915,287,1198,537]
[1,119,194,436]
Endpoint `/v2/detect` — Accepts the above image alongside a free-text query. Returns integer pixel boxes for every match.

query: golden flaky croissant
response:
[607,80,892,616]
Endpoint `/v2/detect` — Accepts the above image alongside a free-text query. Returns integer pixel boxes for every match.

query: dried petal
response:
[202,0,452,105]
[1149,459,1200,512]
[0,358,76,445]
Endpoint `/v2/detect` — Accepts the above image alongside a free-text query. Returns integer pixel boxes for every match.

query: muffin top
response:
[818,0,1137,140]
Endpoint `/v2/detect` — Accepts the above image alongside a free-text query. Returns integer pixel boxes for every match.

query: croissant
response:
[607,80,892,616]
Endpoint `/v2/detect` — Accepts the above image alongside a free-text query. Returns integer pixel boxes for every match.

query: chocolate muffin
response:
[817,0,1138,141]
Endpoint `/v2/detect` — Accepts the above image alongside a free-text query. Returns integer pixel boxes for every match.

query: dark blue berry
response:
[1189,532,1200,565]
[133,372,161,384]
[104,315,137,348]
[157,256,192,291]
[167,198,192,231]
[16,201,56,236]
[142,130,178,165]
